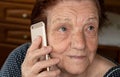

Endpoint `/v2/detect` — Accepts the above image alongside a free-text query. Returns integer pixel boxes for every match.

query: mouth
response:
[68,55,86,61]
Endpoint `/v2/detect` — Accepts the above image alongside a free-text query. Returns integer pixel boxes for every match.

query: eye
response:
[59,26,67,32]
[88,25,95,31]
[85,25,97,37]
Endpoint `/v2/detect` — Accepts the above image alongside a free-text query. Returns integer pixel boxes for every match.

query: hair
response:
[31,0,107,30]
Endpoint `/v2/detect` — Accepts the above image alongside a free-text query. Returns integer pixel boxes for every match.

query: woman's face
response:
[47,0,99,74]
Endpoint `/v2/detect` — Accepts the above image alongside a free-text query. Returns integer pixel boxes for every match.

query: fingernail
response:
[43,46,51,52]
[47,46,52,51]
[57,69,61,74]
[55,58,60,62]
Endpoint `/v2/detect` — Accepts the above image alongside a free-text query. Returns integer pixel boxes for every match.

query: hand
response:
[21,36,61,77]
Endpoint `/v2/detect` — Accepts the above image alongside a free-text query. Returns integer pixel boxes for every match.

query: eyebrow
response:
[52,18,71,24]
[87,16,98,22]
[52,16,98,24]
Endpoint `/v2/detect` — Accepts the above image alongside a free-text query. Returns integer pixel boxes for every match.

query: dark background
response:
[0,0,120,68]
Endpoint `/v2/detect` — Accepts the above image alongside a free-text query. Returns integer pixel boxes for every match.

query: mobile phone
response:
[30,21,50,71]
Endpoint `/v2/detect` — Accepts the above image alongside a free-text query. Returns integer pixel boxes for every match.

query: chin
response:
[67,64,88,75]
[58,60,89,75]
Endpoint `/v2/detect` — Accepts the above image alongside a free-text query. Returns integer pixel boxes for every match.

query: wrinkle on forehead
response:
[47,0,98,25]
[46,0,97,13]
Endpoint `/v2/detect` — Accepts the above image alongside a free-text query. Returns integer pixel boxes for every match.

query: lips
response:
[68,55,86,61]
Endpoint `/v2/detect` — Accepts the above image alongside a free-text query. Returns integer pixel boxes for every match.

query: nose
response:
[71,31,86,50]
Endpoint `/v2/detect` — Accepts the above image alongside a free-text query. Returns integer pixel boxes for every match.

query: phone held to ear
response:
[30,21,50,71]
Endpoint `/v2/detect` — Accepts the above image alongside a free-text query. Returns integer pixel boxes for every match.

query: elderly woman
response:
[0,0,120,77]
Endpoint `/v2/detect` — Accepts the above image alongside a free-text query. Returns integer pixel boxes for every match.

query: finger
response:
[27,46,52,64]
[38,69,61,77]
[31,58,60,74]
[28,36,42,52]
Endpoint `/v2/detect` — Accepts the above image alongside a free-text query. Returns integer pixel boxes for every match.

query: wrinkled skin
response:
[21,0,100,77]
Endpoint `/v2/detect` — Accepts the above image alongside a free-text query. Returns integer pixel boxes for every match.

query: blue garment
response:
[0,43,30,77]
[0,43,120,77]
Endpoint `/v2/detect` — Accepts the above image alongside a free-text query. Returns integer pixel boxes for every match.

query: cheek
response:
[86,36,98,62]
[48,32,70,54]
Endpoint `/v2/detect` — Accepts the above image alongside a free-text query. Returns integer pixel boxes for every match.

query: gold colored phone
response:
[30,21,50,71]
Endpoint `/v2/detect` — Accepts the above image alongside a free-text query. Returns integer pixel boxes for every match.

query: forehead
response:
[47,0,98,21]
